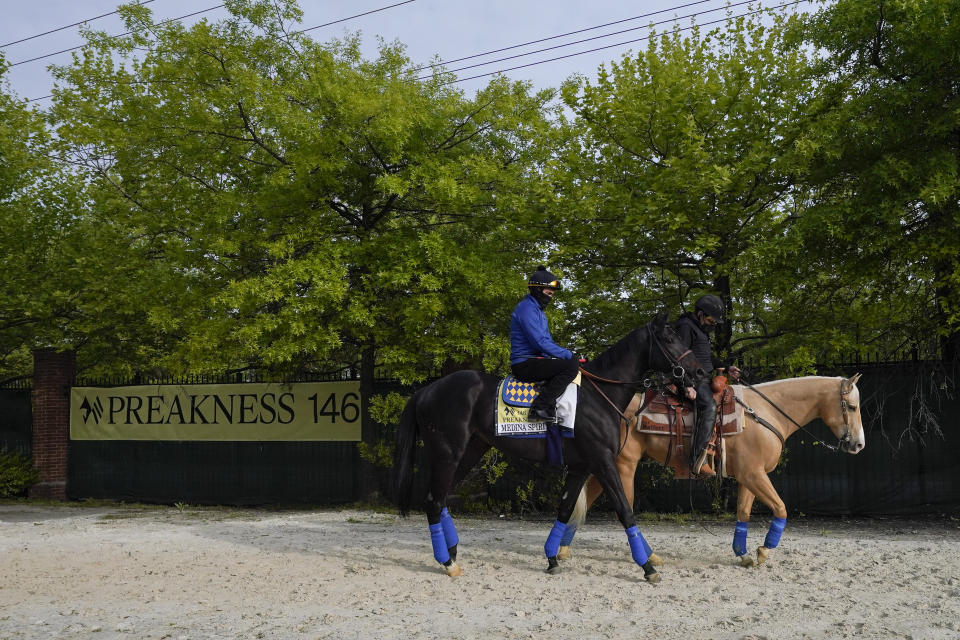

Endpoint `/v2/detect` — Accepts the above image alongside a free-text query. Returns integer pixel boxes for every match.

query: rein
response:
[578,324,693,455]
[738,377,842,452]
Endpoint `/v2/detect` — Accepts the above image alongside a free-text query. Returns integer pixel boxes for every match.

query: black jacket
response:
[675,312,727,373]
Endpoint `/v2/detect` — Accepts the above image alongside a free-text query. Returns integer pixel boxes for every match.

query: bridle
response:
[578,321,699,453]
[738,375,861,452]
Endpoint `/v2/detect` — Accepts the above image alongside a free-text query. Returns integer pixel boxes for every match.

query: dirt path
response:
[2,505,959,639]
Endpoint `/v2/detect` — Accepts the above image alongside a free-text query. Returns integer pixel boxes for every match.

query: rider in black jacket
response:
[675,294,741,475]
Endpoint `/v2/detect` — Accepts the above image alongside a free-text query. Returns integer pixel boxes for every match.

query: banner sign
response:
[70,381,361,441]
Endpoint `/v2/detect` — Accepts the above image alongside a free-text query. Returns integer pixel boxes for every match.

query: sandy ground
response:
[1,505,959,640]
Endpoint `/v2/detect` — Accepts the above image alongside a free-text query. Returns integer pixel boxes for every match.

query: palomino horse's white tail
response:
[570,480,589,529]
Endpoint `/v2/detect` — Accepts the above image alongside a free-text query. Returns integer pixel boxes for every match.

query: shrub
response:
[0,450,39,498]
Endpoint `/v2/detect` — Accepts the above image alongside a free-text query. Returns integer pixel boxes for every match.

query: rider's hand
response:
[685,386,697,400]
[728,365,741,381]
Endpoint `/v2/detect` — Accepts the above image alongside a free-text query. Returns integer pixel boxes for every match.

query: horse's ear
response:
[652,310,669,330]
[842,373,861,394]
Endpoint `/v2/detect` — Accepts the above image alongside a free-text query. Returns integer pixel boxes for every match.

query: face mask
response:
[531,288,553,308]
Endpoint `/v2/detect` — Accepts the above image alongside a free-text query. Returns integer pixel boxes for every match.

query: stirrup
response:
[692,449,715,477]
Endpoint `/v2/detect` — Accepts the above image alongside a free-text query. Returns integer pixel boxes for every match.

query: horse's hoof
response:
[557,546,571,561]
[739,555,756,568]
[644,570,661,583]
[546,564,562,575]
[756,546,770,565]
[648,552,663,567]
[445,562,463,577]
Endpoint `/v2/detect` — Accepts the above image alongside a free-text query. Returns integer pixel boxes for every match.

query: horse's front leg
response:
[593,460,660,583]
[558,455,661,566]
[544,471,589,574]
[736,471,787,568]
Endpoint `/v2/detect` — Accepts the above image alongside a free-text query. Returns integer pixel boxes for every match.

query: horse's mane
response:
[585,326,646,374]
[748,376,840,389]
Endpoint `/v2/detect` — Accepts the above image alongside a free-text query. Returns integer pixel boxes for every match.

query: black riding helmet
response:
[527,266,561,307]
[694,294,725,323]
[528,266,561,289]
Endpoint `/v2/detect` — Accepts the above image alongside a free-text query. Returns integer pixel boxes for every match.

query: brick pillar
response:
[30,348,75,500]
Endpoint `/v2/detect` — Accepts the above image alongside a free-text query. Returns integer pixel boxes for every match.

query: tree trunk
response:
[357,344,379,501]
[713,273,733,357]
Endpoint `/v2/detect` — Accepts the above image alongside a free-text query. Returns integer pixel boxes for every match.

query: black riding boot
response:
[689,380,717,472]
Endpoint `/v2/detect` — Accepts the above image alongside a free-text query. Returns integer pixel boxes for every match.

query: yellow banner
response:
[70,381,361,441]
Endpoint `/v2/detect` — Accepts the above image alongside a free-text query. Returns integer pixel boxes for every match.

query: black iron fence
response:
[2,358,958,514]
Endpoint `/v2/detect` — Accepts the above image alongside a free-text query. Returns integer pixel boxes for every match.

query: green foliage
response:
[34,0,557,381]
[368,392,408,428]
[790,0,960,359]
[0,450,39,498]
[357,439,394,469]
[553,7,816,361]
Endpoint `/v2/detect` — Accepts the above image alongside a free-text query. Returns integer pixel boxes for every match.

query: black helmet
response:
[528,266,561,290]
[694,294,725,322]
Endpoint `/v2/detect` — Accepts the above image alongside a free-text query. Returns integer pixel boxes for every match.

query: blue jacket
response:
[510,294,572,365]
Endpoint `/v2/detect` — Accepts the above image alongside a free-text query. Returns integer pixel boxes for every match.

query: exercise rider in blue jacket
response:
[510,266,580,423]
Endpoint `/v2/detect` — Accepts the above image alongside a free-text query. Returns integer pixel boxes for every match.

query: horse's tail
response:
[393,389,422,517]
[569,477,590,529]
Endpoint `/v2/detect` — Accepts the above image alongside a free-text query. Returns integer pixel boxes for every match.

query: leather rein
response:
[737,377,858,453]
[579,327,695,453]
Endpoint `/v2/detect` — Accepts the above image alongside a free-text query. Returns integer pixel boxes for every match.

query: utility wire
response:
[23,0,417,102]
[444,0,803,85]
[419,0,756,81]
[293,0,414,36]
[1,0,157,48]
[11,4,227,67]
[24,0,796,102]
[417,0,717,73]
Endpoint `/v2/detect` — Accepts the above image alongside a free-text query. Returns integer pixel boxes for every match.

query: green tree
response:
[0,58,91,382]
[554,9,815,363]
[794,0,960,361]
[48,0,557,384]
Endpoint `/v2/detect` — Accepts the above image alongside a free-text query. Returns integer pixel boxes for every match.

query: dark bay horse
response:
[560,375,865,568]
[393,312,702,582]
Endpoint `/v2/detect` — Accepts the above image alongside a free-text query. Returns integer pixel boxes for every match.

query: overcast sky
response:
[1,0,806,104]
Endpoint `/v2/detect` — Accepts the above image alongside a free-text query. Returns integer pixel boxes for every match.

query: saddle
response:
[636,378,743,479]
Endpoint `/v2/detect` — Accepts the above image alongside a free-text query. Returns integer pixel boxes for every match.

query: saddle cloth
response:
[635,384,745,479]
[495,374,580,437]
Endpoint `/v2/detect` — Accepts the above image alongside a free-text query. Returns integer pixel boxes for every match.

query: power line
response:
[420,0,755,81]
[11,4,227,67]
[24,0,799,102]
[418,0,717,73]
[23,1,417,103]
[445,0,804,86]
[294,0,415,36]
[1,0,157,49]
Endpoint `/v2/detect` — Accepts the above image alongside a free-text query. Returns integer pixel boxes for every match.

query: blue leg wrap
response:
[559,524,577,547]
[544,520,567,558]
[429,522,450,564]
[733,521,749,556]
[625,525,649,566]
[440,508,459,548]
[764,517,787,549]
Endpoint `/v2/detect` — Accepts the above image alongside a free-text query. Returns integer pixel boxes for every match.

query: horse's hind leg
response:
[442,437,491,563]
[423,449,468,577]
[544,471,589,574]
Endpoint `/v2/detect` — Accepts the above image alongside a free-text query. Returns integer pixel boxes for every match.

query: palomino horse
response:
[393,312,703,582]
[561,375,865,567]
